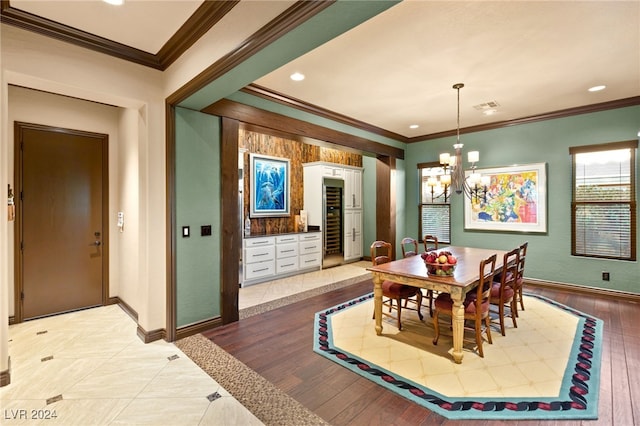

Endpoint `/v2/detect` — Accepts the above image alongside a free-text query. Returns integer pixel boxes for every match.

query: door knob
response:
[90,241,101,246]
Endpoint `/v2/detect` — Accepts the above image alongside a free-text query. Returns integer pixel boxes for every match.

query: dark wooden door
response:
[18,123,106,320]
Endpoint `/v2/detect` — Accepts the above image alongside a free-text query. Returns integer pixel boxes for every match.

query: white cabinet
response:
[275,235,298,274]
[344,209,362,261]
[344,168,362,209]
[303,162,363,264]
[243,237,275,282]
[299,232,322,269]
[322,165,344,178]
[242,232,322,286]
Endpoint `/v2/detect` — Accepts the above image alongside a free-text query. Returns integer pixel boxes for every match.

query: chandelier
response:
[437,83,489,204]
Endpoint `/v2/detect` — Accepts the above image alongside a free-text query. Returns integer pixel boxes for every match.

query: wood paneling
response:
[239,128,361,235]
[222,118,241,323]
[375,156,393,257]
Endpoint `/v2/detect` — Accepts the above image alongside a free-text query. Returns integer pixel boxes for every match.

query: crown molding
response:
[167,0,336,105]
[242,83,640,144]
[0,0,239,70]
[242,84,409,142]
[407,96,640,143]
[157,1,239,69]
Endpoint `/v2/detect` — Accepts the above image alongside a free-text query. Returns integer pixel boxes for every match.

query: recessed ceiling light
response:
[103,0,124,4]
[483,109,497,116]
[588,85,606,92]
[290,72,305,81]
[409,124,419,129]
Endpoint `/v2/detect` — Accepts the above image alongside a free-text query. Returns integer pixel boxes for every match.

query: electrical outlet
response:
[602,271,610,281]
[201,225,212,236]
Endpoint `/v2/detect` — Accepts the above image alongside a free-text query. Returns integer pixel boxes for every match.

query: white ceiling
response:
[11,0,204,53]
[7,0,640,139]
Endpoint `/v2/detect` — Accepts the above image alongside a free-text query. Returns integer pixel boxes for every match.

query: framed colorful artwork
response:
[464,162,547,233]
[250,154,290,218]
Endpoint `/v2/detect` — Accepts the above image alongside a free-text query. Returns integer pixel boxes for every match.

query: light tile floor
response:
[1,261,371,425]
[239,261,370,310]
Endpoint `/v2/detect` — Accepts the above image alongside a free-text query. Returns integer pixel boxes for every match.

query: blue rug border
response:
[313,292,603,421]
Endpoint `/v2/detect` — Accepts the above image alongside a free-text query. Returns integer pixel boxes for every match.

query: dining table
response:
[367,245,507,364]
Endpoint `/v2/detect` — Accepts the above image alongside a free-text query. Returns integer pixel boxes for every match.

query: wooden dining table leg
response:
[450,290,465,364]
[373,274,383,336]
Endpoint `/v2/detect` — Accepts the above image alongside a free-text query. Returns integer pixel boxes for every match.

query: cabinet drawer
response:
[244,260,275,280]
[245,245,275,263]
[299,240,321,255]
[244,236,274,248]
[276,258,298,274]
[299,253,321,269]
[275,235,298,244]
[299,232,321,242]
[322,166,343,177]
[276,242,298,259]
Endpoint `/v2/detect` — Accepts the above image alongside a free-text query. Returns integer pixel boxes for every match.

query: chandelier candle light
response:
[439,83,490,204]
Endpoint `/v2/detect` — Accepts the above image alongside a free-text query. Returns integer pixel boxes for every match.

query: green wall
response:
[220,91,640,294]
[175,107,222,327]
[405,106,640,293]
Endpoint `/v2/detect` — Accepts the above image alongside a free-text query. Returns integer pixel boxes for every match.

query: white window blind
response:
[420,204,451,244]
[571,142,637,260]
[419,165,451,244]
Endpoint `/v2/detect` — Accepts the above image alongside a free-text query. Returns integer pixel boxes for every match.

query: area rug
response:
[313,293,602,420]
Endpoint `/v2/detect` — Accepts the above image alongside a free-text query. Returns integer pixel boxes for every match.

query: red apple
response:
[447,255,457,265]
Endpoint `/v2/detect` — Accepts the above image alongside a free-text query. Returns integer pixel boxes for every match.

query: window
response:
[418,162,451,244]
[570,140,637,260]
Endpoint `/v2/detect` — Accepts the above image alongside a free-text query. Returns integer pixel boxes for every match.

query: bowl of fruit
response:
[420,250,457,276]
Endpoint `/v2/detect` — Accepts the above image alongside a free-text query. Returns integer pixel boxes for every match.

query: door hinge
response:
[21,292,24,301]
[20,241,24,251]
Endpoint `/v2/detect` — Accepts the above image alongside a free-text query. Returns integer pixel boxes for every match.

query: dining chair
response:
[400,237,435,316]
[371,240,423,330]
[422,234,440,316]
[432,253,497,358]
[423,234,439,252]
[400,237,419,258]
[512,241,528,316]
[490,247,519,336]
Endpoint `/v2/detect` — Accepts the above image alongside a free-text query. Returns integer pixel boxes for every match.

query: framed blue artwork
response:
[250,153,290,218]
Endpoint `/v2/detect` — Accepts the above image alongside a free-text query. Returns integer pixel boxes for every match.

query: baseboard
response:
[525,278,640,302]
[176,317,223,341]
[136,325,165,343]
[0,357,10,387]
[108,296,139,321]
[109,297,165,343]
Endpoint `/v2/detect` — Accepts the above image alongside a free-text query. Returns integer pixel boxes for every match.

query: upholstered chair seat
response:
[371,240,423,330]
[434,292,490,315]
[383,280,424,302]
[490,283,514,300]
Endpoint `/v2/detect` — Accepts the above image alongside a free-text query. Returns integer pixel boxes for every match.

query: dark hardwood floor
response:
[202,280,639,425]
